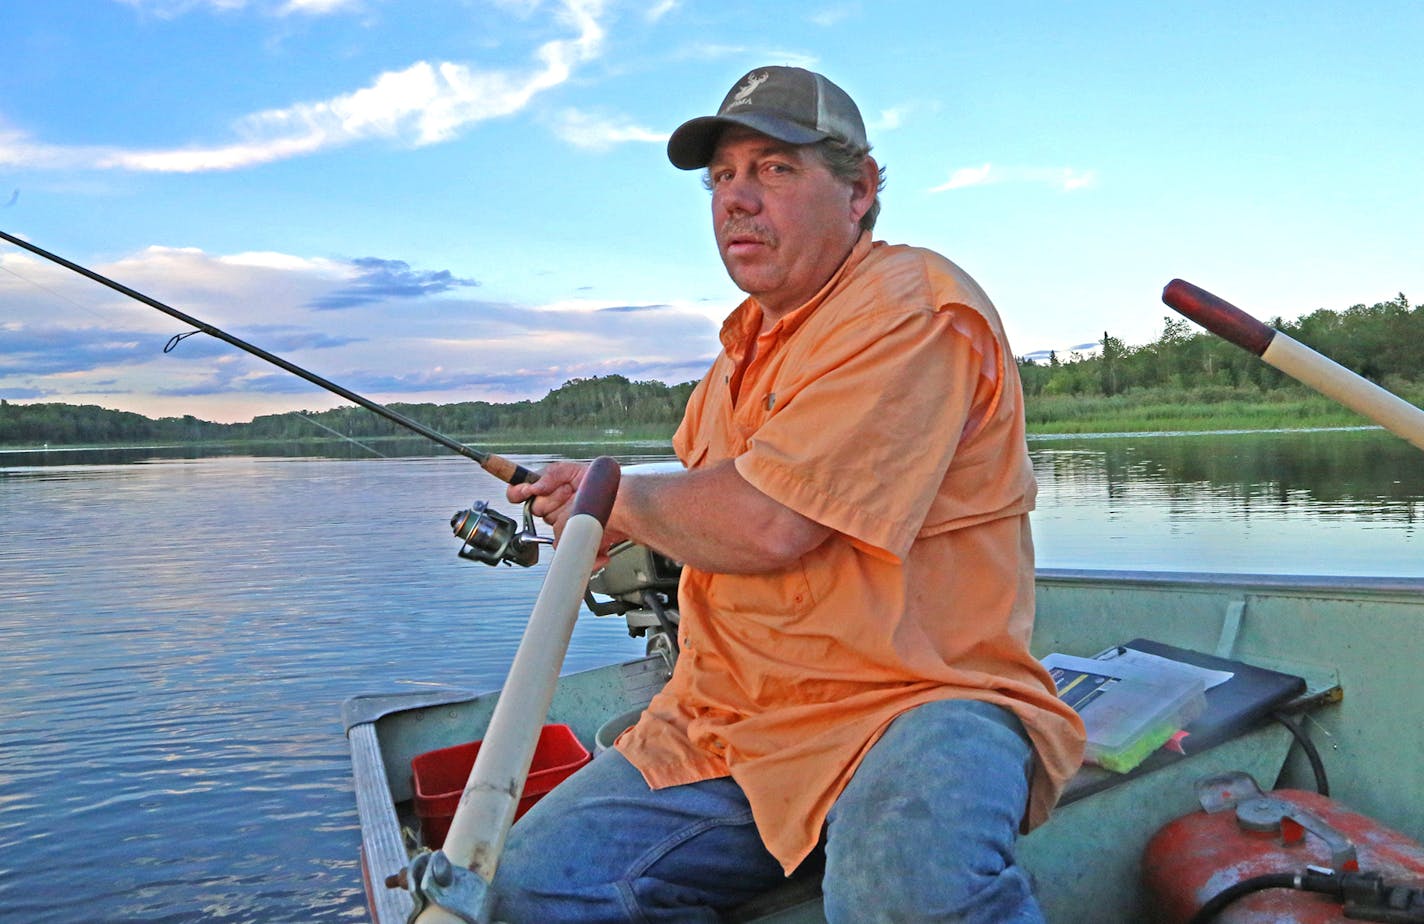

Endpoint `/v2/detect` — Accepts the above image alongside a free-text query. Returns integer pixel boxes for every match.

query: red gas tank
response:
[1143,772,1424,923]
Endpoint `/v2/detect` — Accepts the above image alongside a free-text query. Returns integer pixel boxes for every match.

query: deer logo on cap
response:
[729,71,768,108]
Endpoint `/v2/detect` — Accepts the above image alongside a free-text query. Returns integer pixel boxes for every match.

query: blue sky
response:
[2,0,1421,423]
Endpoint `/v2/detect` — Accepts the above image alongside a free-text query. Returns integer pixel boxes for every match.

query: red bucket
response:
[411,724,591,849]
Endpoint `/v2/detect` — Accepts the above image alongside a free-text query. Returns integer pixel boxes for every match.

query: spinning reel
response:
[450,498,685,667]
[449,499,551,568]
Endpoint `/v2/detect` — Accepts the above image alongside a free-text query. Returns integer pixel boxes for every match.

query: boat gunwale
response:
[343,570,1424,734]
[1036,567,1424,596]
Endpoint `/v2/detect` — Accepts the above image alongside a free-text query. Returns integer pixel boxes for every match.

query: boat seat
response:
[721,854,824,923]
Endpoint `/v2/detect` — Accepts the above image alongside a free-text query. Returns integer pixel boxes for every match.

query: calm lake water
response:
[1,428,1420,922]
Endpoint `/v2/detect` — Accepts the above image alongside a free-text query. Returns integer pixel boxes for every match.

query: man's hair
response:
[813,138,886,233]
[702,137,888,233]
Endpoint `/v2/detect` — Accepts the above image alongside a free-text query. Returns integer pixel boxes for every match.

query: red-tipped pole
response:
[1163,280,1424,452]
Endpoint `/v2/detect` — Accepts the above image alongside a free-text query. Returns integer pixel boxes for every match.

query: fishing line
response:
[0,229,538,485]
[290,411,389,458]
[0,260,120,327]
[4,256,389,459]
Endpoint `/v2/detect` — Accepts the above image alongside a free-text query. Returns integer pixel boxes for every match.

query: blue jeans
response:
[492,698,1041,923]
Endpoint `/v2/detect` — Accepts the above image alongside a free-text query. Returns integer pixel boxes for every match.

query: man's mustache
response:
[719,219,777,247]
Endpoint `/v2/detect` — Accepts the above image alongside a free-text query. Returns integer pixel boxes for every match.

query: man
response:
[494,66,1084,922]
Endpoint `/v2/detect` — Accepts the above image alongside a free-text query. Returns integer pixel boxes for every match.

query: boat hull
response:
[347,569,1424,922]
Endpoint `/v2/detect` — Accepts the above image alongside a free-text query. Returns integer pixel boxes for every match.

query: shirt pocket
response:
[681,440,709,470]
[701,566,818,621]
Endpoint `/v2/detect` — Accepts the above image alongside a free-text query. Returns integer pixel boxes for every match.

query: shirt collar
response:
[718,231,874,358]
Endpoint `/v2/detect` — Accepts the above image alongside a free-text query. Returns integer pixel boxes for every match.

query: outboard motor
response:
[585,540,683,669]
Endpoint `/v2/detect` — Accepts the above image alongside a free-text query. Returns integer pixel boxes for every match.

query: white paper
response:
[1091,645,1234,690]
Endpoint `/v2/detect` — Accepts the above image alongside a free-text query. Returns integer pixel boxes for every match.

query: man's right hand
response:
[506,460,585,540]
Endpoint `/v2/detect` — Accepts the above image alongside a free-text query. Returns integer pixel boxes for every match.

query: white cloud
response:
[220,250,343,272]
[931,163,994,191]
[1058,168,1097,191]
[929,163,1097,193]
[809,4,858,27]
[0,125,105,171]
[116,0,255,16]
[5,1,607,173]
[552,109,666,151]
[646,0,678,22]
[675,44,819,70]
[278,0,362,13]
[1,239,719,419]
[871,105,911,133]
[120,0,360,15]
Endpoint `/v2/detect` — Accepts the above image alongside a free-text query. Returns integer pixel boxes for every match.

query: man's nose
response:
[715,175,761,216]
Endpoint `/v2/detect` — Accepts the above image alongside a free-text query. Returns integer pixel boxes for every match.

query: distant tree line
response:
[0,375,698,446]
[1017,293,1420,398]
[6,294,1421,446]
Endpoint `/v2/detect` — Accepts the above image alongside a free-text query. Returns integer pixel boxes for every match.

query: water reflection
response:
[1029,429,1421,575]
[0,436,448,466]
[0,437,688,470]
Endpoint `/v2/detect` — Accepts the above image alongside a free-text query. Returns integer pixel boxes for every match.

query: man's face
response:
[707,127,873,320]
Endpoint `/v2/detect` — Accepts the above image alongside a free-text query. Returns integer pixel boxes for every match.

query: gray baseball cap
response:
[667,66,869,170]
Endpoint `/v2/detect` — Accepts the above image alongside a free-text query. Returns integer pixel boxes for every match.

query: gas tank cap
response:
[1235,796,1294,833]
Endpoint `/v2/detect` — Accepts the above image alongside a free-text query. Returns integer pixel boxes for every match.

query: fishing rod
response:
[0,228,538,486]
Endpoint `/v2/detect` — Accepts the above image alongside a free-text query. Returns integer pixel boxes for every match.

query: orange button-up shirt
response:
[616,234,1085,872]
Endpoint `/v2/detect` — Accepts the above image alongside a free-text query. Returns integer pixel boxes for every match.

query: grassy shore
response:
[1025,393,1359,435]
[1023,382,1423,435]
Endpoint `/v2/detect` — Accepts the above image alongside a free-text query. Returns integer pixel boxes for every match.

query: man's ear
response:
[849,155,879,226]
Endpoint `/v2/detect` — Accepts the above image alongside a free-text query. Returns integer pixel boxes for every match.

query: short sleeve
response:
[734,304,1000,560]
